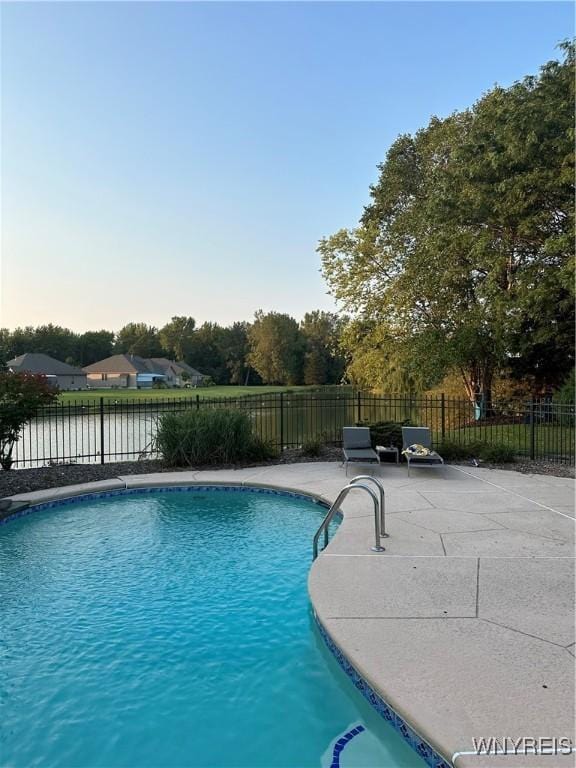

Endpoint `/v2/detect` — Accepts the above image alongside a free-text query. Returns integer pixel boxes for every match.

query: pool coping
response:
[1,469,574,768]
[0,478,333,522]
[0,483,332,523]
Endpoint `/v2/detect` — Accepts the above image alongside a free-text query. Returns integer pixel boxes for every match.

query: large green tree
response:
[218,322,254,385]
[319,44,575,408]
[3,326,34,359]
[6,324,79,363]
[187,323,229,382]
[115,323,164,358]
[158,316,196,361]
[0,329,15,367]
[248,312,304,385]
[77,330,114,366]
[300,311,347,385]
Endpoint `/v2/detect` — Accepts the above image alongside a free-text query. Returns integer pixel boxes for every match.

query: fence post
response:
[530,397,536,460]
[279,392,284,452]
[441,393,446,441]
[99,397,105,464]
[196,394,200,411]
[357,391,362,423]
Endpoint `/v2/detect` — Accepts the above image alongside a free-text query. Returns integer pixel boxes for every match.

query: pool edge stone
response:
[314,613,452,768]
[0,480,331,524]
[0,478,127,511]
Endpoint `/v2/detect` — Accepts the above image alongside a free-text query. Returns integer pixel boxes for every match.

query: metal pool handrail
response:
[349,475,388,538]
[312,483,385,560]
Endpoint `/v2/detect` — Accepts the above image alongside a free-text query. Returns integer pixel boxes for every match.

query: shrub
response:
[435,440,474,461]
[300,436,323,458]
[553,369,575,405]
[476,442,515,463]
[155,408,276,467]
[436,439,515,464]
[0,373,59,470]
[357,420,408,451]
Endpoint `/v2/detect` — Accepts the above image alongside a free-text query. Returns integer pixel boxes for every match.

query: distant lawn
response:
[446,423,575,458]
[58,385,346,403]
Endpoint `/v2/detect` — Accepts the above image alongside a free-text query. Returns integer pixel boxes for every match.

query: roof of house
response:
[83,354,204,378]
[7,353,86,376]
[83,354,151,374]
[148,358,204,378]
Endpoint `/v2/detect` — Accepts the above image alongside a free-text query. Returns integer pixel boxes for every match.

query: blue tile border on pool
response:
[330,724,366,768]
[314,615,452,768]
[0,484,331,525]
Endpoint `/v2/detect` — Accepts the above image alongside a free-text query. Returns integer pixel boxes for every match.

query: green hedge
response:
[436,439,515,463]
[155,409,276,467]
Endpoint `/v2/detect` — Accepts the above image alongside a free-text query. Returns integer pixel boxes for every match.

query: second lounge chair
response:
[401,426,444,477]
[342,427,380,476]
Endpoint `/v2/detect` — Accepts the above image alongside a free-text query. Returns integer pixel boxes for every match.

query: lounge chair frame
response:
[341,427,380,476]
[401,426,445,477]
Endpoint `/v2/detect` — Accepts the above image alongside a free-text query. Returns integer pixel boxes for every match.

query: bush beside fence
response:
[155,409,276,467]
[4,391,575,468]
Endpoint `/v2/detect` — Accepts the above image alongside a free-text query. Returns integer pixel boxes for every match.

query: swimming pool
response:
[0,487,426,767]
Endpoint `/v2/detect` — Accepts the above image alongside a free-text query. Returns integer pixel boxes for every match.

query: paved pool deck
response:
[2,462,575,768]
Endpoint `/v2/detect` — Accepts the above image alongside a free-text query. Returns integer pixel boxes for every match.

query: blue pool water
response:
[0,488,425,768]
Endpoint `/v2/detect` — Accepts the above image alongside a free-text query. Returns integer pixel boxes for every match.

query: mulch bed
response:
[0,449,572,499]
[480,459,574,479]
[0,448,343,499]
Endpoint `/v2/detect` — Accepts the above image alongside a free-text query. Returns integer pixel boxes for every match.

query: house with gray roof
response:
[6,353,87,390]
[83,354,205,389]
[148,358,206,387]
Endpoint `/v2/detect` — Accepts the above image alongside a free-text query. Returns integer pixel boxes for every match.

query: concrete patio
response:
[2,462,574,767]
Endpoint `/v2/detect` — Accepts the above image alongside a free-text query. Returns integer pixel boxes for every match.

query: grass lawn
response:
[58,385,343,403]
[447,423,575,458]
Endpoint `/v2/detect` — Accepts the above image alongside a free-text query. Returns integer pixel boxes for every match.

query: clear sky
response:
[1,1,573,333]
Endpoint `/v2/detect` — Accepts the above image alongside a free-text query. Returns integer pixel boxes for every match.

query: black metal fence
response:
[6,391,576,468]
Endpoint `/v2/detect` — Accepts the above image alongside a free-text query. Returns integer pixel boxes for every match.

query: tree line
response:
[319,42,575,410]
[0,311,347,387]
